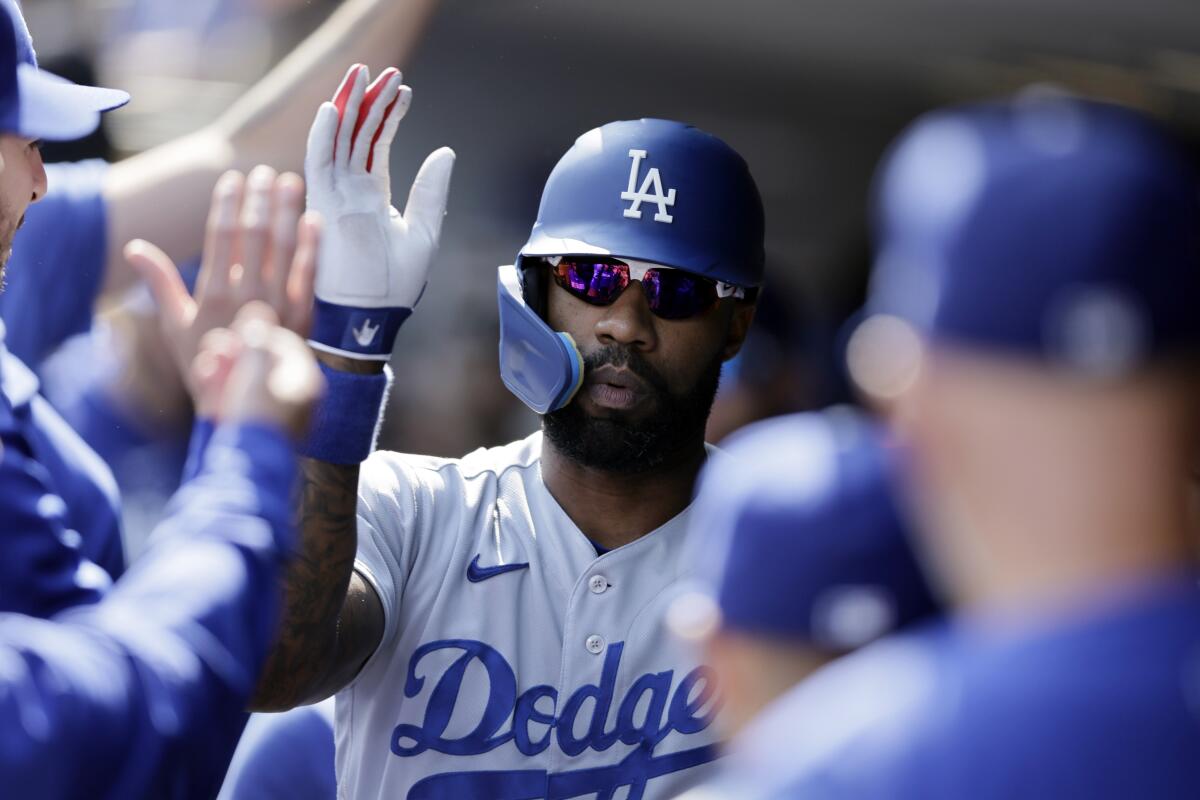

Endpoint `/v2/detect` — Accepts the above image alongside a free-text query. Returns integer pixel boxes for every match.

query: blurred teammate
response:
[2,0,442,557]
[0,0,132,600]
[770,92,1200,798]
[675,409,939,737]
[0,0,330,791]
[2,302,323,798]
[669,409,939,799]
[214,65,764,797]
[1,301,323,799]
[0,0,319,599]
[219,697,338,800]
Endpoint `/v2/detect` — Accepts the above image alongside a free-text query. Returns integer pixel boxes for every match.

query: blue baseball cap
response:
[517,118,765,288]
[682,409,940,651]
[867,91,1200,376]
[0,0,128,141]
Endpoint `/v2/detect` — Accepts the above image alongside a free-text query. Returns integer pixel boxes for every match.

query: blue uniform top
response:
[0,417,297,799]
[0,159,124,581]
[0,364,109,617]
[218,700,337,800]
[735,575,1200,800]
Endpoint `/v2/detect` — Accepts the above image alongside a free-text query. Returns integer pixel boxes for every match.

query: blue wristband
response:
[297,362,392,464]
[309,298,412,360]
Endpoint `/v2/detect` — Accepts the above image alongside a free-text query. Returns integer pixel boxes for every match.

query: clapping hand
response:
[126,166,321,417]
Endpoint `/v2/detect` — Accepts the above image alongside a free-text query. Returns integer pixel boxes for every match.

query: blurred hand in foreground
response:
[125,166,321,416]
[192,302,325,439]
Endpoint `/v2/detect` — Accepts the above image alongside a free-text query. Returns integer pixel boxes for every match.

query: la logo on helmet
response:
[621,149,676,223]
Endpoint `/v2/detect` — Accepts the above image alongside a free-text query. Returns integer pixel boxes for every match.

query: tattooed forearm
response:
[249,352,386,711]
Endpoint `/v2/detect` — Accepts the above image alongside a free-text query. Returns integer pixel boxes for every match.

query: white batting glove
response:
[305,63,456,360]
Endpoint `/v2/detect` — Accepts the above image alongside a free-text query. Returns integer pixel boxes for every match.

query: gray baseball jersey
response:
[335,431,723,799]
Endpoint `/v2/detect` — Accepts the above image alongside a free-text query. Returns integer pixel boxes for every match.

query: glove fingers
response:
[334,66,369,168]
[350,70,402,174]
[330,63,362,122]
[330,64,364,159]
[370,85,412,179]
[404,146,457,244]
[198,170,245,299]
[305,103,340,194]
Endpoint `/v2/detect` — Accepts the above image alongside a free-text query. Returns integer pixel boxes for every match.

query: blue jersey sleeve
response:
[0,160,109,369]
[0,422,297,800]
[0,392,109,617]
[181,417,217,485]
[219,703,337,800]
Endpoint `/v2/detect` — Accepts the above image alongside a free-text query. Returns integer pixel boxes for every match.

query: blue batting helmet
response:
[498,118,765,414]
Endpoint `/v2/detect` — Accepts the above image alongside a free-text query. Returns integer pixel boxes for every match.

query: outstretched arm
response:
[249,65,453,710]
[252,353,385,710]
[0,303,325,799]
[101,0,442,299]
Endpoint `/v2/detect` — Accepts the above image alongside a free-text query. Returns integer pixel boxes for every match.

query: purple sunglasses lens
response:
[552,259,719,318]
[557,260,628,302]
[643,269,717,319]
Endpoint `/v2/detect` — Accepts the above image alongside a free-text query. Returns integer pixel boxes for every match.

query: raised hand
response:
[192,302,325,440]
[304,63,455,361]
[125,167,321,417]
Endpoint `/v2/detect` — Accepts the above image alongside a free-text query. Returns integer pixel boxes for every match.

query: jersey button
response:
[585,635,605,654]
[588,575,609,594]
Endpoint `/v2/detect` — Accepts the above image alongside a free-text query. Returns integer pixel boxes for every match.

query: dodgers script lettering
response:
[390,639,722,799]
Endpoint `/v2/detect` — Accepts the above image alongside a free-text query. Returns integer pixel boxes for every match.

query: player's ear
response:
[720,299,757,362]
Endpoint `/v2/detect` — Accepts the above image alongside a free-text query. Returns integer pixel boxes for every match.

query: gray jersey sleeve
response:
[354,450,425,660]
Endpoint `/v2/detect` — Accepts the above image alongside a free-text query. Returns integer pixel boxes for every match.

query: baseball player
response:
[673,408,939,736]
[2,302,324,799]
[0,0,130,591]
[669,408,939,800]
[0,0,326,604]
[0,0,333,790]
[243,66,763,799]
[755,93,1200,798]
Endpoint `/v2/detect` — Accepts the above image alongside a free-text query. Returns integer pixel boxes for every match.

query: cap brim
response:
[14,64,129,141]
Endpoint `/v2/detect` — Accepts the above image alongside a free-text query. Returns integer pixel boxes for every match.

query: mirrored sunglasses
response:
[543,256,751,320]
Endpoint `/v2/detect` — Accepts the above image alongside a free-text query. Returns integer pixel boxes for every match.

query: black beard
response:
[542,344,723,474]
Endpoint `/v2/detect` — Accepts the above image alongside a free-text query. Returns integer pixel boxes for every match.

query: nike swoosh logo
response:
[467,554,530,583]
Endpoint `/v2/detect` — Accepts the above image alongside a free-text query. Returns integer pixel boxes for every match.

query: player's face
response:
[0,134,47,287]
[543,265,754,472]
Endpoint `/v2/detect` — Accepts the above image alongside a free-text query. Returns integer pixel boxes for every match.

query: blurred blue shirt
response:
[219,700,337,800]
[737,575,1200,800]
[0,421,297,799]
[0,159,124,581]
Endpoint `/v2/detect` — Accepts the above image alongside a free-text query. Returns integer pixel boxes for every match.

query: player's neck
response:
[929,449,1195,619]
[540,435,708,551]
[909,356,1200,619]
